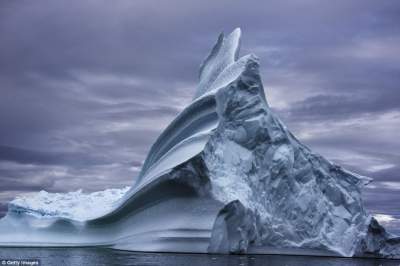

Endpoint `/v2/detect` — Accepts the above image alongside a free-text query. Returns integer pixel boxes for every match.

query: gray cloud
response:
[0,0,399,228]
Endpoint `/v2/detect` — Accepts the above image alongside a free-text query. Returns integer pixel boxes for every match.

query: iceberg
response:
[0,28,399,258]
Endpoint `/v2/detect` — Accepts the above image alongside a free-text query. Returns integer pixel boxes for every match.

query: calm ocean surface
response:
[0,247,399,266]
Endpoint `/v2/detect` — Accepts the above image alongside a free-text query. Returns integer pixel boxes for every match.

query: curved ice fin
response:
[194,28,241,99]
[198,32,224,81]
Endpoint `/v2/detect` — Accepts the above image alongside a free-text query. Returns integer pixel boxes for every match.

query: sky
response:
[0,0,399,232]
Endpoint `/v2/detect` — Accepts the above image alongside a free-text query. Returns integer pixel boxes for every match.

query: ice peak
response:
[194,28,242,99]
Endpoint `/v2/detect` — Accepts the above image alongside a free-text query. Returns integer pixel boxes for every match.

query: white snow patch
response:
[9,187,130,221]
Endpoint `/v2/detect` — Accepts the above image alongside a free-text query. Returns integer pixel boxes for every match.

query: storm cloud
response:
[0,0,399,232]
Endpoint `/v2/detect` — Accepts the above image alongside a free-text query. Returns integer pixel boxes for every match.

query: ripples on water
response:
[0,247,399,266]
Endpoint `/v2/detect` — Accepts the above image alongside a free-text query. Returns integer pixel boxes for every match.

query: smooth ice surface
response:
[0,28,398,258]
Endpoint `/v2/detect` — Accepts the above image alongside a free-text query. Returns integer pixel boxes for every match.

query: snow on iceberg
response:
[9,187,130,221]
[0,28,399,258]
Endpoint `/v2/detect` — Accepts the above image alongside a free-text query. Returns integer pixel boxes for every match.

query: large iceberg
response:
[0,28,399,258]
